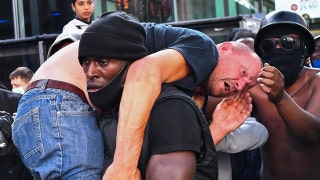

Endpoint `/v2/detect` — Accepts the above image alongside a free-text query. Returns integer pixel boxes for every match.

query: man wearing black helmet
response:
[250,10,320,179]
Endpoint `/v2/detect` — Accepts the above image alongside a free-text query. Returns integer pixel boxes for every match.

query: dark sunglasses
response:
[260,35,301,54]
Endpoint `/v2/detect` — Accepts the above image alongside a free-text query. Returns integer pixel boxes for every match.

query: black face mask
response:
[260,47,305,87]
[89,62,129,111]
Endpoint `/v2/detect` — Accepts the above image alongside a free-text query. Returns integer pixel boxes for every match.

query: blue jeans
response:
[12,87,104,180]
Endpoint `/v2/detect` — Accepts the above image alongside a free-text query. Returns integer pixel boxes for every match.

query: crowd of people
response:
[0,0,320,179]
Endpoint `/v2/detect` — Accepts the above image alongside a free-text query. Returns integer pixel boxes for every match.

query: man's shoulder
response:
[301,68,320,87]
[63,19,88,32]
[310,68,320,79]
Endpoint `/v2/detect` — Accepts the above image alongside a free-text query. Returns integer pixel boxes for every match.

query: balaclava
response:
[258,26,305,87]
[254,11,315,87]
[78,11,147,110]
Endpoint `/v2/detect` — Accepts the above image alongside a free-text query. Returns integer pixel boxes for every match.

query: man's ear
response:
[218,42,233,52]
[71,4,75,12]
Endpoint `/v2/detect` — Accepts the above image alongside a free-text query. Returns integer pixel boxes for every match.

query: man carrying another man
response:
[12,11,262,179]
[78,11,262,179]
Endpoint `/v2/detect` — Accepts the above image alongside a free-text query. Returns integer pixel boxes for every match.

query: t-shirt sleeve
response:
[148,98,201,155]
[142,22,218,92]
[215,117,268,153]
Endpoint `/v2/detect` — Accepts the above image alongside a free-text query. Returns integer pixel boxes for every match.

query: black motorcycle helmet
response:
[254,10,315,57]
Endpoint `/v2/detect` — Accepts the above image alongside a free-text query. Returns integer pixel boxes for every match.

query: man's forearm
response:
[112,49,190,170]
[113,60,162,170]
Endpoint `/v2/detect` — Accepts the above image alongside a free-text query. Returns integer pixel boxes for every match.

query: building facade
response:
[0,0,319,88]
[0,0,308,40]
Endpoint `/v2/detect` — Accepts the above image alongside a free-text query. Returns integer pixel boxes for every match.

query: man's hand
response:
[103,163,141,180]
[210,92,252,144]
[257,63,285,104]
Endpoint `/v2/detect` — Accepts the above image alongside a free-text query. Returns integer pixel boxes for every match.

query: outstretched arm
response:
[104,49,190,179]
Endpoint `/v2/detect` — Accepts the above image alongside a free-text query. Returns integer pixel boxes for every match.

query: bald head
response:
[206,41,262,97]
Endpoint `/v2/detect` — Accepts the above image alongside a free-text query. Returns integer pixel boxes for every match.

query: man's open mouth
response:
[224,82,231,91]
[87,87,101,93]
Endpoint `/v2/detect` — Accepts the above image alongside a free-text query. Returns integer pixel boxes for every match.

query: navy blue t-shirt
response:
[142,22,218,95]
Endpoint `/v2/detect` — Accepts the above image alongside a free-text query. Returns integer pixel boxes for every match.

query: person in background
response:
[228,28,255,39]
[64,0,94,32]
[311,35,320,68]
[234,31,256,50]
[0,82,33,180]
[9,67,34,94]
[252,10,320,179]
[227,28,256,50]
[47,0,94,57]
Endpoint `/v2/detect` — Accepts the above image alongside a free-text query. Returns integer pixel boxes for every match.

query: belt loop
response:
[39,79,49,92]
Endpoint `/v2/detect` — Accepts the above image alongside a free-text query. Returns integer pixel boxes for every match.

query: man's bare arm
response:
[258,64,320,144]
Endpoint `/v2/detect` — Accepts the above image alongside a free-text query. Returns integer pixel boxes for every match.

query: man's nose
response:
[235,79,246,91]
[85,61,99,78]
[84,3,89,9]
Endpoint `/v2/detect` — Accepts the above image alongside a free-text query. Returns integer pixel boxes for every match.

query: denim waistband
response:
[26,79,87,103]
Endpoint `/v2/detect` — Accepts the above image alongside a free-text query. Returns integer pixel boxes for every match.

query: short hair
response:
[227,28,256,41]
[232,30,256,41]
[9,67,34,82]
[229,29,256,41]
[72,0,94,4]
